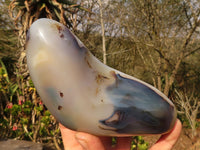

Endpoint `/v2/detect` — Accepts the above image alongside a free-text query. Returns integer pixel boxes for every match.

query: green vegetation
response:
[0,59,61,146]
[0,0,200,149]
[131,136,149,150]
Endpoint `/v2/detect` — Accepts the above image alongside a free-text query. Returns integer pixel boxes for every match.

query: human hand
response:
[60,119,182,150]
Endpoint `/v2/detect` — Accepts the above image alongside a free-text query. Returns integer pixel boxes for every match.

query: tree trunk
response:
[98,0,107,64]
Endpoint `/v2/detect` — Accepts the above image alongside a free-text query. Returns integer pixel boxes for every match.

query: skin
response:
[60,119,182,150]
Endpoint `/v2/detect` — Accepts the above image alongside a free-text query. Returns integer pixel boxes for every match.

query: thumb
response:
[149,119,182,150]
[75,132,111,150]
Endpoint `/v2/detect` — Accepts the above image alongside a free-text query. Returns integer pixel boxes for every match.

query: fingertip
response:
[176,119,182,130]
[59,124,83,150]
[162,119,182,141]
[149,119,182,150]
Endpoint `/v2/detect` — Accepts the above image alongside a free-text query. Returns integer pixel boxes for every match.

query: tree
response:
[97,0,107,64]
[115,0,200,96]
[0,0,17,58]
[174,89,200,139]
[75,0,137,74]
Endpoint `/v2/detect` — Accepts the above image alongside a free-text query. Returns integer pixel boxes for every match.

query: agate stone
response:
[26,18,176,136]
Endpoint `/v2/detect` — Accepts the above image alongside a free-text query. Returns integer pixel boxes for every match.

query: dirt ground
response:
[143,128,200,150]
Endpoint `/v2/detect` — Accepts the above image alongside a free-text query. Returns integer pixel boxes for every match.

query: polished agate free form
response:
[26,18,176,136]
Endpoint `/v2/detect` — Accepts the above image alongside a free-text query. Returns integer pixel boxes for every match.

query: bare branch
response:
[174,89,200,138]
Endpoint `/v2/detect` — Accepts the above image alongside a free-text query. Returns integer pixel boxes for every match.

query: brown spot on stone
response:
[96,74,109,84]
[110,71,117,79]
[55,24,65,38]
[59,92,64,98]
[56,24,63,33]
[101,99,104,102]
[84,52,92,69]
[86,60,92,68]
[60,33,64,38]
[58,106,62,110]
[96,88,99,95]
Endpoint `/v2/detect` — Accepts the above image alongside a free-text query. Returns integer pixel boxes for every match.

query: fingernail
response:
[75,134,89,150]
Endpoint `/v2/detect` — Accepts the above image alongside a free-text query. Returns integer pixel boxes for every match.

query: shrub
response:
[0,59,62,149]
